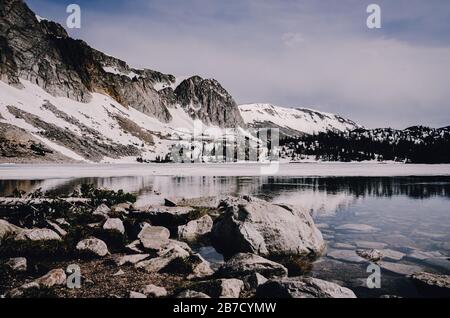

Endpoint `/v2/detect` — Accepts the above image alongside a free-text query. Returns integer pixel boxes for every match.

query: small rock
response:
[46,220,67,237]
[129,291,146,298]
[245,273,268,289]
[178,215,213,242]
[138,225,170,252]
[115,254,150,266]
[112,202,132,214]
[76,238,109,257]
[0,220,22,243]
[164,198,177,207]
[5,257,27,272]
[125,240,144,254]
[217,253,288,279]
[14,228,61,242]
[93,204,111,219]
[176,290,211,298]
[55,218,70,227]
[356,249,383,262]
[257,277,356,298]
[113,269,125,277]
[35,268,67,288]
[103,218,125,235]
[410,272,450,298]
[141,284,167,298]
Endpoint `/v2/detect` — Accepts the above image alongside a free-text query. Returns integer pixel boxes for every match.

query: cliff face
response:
[0,0,245,126]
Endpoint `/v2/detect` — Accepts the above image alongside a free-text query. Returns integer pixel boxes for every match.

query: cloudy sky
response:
[26,0,450,129]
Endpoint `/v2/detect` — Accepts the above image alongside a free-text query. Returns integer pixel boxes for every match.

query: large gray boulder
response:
[256,277,357,298]
[217,253,288,279]
[138,225,170,252]
[211,196,325,259]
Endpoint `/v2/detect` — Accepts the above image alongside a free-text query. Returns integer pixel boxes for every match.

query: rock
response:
[355,241,388,249]
[93,204,111,219]
[112,269,125,277]
[138,225,170,252]
[112,202,132,213]
[141,284,168,298]
[245,273,268,289]
[103,218,125,235]
[35,268,67,288]
[76,238,109,257]
[335,224,379,233]
[333,243,355,250]
[178,215,213,242]
[14,228,61,242]
[115,254,150,266]
[177,196,221,209]
[136,244,190,273]
[176,290,211,298]
[217,253,288,279]
[133,206,199,226]
[129,291,147,299]
[256,277,357,298]
[327,250,367,264]
[191,279,244,298]
[407,250,443,262]
[356,249,383,262]
[410,272,450,298]
[6,282,40,298]
[5,257,27,272]
[46,220,67,237]
[125,240,144,254]
[379,262,423,276]
[55,218,70,227]
[0,220,23,244]
[211,196,325,259]
[380,249,405,261]
[164,198,177,207]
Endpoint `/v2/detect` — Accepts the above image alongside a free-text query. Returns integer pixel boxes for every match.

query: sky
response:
[25,0,450,129]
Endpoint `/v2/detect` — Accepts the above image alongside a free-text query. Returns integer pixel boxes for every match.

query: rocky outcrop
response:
[217,253,288,279]
[256,277,357,298]
[211,196,326,260]
[178,215,213,242]
[175,76,245,128]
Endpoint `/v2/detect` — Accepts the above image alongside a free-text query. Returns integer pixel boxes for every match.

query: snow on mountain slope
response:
[239,103,361,136]
[0,79,224,163]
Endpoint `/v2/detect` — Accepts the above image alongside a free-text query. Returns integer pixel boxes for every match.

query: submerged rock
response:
[211,196,325,260]
[379,262,423,276]
[76,238,109,258]
[217,253,288,279]
[327,250,367,264]
[380,249,405,261]
[178,215,213,242]
[410,272,450,298]
[335,224,379,233]
[256,277,357,298]
[356,249,383,263]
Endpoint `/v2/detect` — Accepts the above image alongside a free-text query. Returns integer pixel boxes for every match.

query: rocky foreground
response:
[0,187,448,298]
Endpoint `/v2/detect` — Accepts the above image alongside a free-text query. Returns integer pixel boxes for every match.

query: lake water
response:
[1,165,450,298]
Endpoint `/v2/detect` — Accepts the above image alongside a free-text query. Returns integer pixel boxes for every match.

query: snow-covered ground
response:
[0,162,449,180]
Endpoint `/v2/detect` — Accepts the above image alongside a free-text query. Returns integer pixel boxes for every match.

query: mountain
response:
[239,103,361,137]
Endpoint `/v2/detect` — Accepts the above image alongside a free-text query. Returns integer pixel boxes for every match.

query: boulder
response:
[141,284,168,298]
[14,228,61,242]
[76,238,109,257]
[191,279,244,298]
[103,218,125,235]
[176,290,211,298]
[211,196,325,259]
[410,272,450,298]
[138,225,170,252]
[217,253,288,279]
[136,244,190,273]
[178,215,213,242]
[256,277,357,298]
[5,257,27,272]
